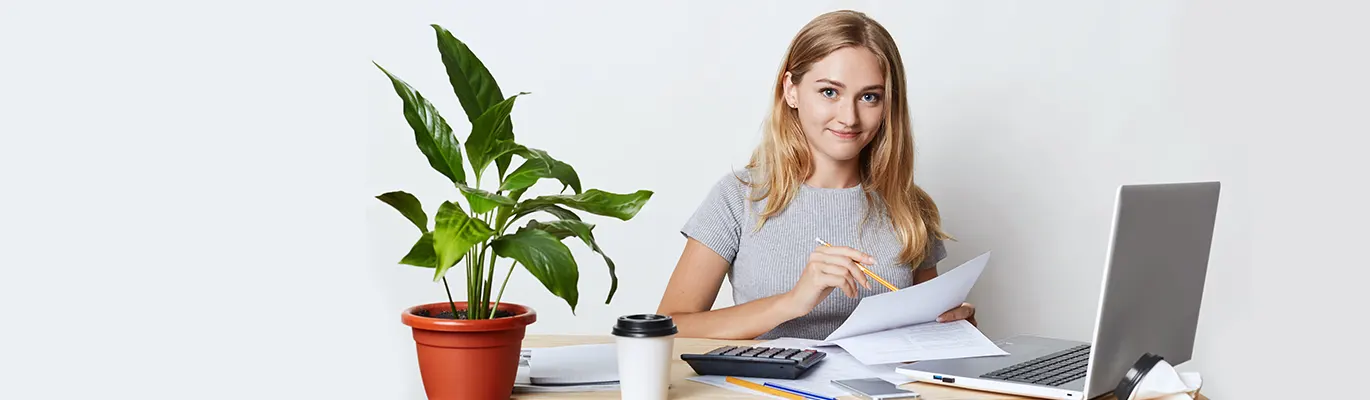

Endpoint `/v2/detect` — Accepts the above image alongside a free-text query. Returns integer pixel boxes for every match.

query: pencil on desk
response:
[765,382,837,400]
[815,237,899,292]
[726,376,807,400]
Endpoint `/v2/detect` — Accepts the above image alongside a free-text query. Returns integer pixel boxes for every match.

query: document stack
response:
[514,343,620,393]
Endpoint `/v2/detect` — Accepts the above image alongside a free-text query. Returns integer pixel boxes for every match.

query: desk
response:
[514,335,1206,400]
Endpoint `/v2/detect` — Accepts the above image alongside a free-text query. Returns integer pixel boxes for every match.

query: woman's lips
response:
[829,129,859,140]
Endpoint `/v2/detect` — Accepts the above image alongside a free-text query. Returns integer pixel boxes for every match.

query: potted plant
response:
[373,24,652,400]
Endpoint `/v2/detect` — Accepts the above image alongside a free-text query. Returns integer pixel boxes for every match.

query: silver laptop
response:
[896,182,1220,399]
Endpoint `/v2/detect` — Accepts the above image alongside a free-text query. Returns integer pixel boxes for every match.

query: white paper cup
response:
[612,314,677,400]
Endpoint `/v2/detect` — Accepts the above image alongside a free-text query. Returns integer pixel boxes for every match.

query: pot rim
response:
[401,301,537,332]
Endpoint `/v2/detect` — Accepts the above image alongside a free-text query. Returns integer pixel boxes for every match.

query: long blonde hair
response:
[743,10,951,267]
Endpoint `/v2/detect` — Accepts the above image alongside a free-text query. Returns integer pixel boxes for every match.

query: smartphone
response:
[831,378,920,400]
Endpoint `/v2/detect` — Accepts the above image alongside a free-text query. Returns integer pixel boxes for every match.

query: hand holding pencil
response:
[783,237,899,317]
[815,238,899,291]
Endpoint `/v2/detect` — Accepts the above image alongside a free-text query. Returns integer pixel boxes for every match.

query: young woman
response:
[656,10,975,340]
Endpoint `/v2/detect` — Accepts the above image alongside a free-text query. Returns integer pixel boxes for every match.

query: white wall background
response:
[1,1,1365,399]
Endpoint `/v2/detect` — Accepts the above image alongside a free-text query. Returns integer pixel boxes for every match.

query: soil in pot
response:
[412,308,515,320]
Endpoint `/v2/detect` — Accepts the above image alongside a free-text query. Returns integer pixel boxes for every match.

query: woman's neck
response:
[805,157,862,189]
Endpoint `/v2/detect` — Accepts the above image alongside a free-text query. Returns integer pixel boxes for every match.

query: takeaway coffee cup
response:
[612,314,678,400]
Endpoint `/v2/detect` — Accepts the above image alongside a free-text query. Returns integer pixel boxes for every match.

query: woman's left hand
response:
[937,302,977,326]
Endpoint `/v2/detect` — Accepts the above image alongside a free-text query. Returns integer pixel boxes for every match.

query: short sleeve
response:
[680,174,748,263]
[916,237,948,270]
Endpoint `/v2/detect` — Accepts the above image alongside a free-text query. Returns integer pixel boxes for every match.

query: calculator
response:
[680,345,827,379]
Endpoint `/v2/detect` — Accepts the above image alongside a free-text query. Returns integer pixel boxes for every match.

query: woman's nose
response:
[835,99,858,127]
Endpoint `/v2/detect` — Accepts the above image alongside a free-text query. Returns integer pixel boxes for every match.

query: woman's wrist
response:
[772,291,806,320]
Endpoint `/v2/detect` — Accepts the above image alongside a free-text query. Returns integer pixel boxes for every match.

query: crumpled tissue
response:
[1126,358,1203,400]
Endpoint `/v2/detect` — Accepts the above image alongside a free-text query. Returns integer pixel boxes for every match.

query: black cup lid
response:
[1115,353,1165,400]
[612,314,678,338]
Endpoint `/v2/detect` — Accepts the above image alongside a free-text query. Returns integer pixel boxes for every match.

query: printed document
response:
[821,252,1007,364]
[831,319,1006,365]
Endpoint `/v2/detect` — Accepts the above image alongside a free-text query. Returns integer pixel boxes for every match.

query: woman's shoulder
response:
[705,168,760,199]
[681,169,760,250]
[689,168,767,224]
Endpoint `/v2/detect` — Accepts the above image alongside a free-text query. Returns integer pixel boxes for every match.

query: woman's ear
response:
[782,71,798,109]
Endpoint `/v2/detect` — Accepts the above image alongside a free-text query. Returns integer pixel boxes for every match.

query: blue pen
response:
[764,382,836,400]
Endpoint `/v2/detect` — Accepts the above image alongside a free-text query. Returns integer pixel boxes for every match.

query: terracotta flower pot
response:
[401,301,537,400]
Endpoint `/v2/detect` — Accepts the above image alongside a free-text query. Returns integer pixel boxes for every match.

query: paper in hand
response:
[824,252,992,342]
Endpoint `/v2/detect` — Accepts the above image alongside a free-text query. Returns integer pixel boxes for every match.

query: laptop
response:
[896,181,1220,399]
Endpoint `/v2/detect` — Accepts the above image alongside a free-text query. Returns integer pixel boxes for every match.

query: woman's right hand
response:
[783,245,875,316]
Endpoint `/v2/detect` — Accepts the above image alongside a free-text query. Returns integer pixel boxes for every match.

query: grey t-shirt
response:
[680,171,947,340]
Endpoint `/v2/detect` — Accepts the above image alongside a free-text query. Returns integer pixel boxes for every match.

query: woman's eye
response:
[821,88,838,98]
[861,93,881,103]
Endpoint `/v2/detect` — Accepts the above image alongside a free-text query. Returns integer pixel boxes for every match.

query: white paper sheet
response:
[686,337,911,398]
[831,319,1008,365]
[515,347,621,393]
[527,343,619,385]
[824,252,992,342]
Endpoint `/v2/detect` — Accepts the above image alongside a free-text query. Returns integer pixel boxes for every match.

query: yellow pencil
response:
[726,376,807,400]
[815,237,899,292]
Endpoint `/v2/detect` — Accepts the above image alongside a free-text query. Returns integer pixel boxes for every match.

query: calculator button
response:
[758,348,782,358]
[707,346,735,356]
[790,350,814,361]
[774,349,800,359]
[722,347,749,356]
[740,347,766,357]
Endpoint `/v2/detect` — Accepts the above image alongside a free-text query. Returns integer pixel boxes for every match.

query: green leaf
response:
[499,148,582,194]
[492,228,579,312]
[526,219,592,240]
[550,162,581,194]
[499,158,552,193]
[520,148,580,195]
[511,203,581,223]
[465,94,527,180]
[376,191,427,233]
[433,24,506,122]
[527,220,619,304]
[431,24,521,181]
[455,182,515,215]
[494,124,518,181]
[496,149,515,182]
[432,201,495,282]
[508,187,530,203]
[399,232,437,268]
[513,189,652,221]
[542,205,582,221]
[486,140,526,170]
[374,62,465,185]
[494,187,531,233]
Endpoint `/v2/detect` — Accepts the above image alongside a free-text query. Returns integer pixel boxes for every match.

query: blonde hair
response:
[742,10,951,267]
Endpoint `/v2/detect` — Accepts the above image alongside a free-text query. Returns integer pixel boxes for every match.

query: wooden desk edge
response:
[518,334,1207,400]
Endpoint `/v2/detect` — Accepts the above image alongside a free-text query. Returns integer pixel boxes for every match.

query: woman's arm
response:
[656,239,804,339]
[916,266,978,326]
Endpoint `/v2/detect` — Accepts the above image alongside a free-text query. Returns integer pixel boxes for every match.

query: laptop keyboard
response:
[980,344,1091,387]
